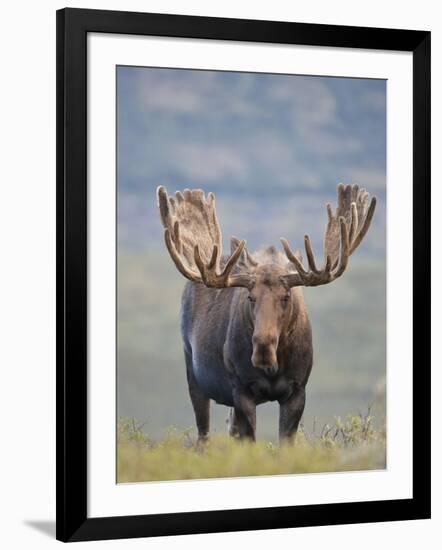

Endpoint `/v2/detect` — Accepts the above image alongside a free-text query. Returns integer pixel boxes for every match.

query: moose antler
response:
[157,187,253,288]
[281,184,376,288]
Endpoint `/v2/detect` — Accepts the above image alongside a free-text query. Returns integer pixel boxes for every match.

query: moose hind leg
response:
[279,387,306,443]
[185,350,210,441]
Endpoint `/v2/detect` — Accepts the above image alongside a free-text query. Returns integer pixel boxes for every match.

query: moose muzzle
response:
[251,334,278,371]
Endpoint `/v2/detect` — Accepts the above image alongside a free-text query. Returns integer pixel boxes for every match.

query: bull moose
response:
[156,184,376,442]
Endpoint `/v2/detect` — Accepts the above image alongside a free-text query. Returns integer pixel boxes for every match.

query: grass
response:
[117,410,386,483]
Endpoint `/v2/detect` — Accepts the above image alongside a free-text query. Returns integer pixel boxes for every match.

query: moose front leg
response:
[226,408,240,437]
[279,386,306,443]
[232,390,256,441]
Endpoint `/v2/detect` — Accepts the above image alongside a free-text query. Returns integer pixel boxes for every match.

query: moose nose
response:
[251,335,278,369]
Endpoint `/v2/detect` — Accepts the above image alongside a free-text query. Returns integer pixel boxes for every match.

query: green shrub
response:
[117,411,386,483]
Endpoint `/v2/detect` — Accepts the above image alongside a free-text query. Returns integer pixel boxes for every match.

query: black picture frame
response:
[56,7,431,542]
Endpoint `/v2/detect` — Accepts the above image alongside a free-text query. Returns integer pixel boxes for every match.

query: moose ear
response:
[230,237,258,269]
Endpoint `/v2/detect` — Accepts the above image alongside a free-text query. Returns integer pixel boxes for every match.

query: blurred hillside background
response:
[117,66,386,441]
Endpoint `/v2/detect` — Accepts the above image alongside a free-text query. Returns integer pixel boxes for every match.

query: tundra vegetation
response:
[117,410,386,482]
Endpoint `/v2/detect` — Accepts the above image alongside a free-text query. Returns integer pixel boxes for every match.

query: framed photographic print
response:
[56,7,431,542]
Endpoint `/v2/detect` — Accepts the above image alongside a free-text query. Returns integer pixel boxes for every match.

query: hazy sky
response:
[117,66,386,256]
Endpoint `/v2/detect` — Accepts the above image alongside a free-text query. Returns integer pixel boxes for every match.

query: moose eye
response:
[281,296,290,303]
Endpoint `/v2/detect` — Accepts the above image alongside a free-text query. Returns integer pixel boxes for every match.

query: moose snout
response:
[251,335,278,370]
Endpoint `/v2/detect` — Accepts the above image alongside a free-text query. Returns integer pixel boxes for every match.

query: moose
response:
[157,184,376,442]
